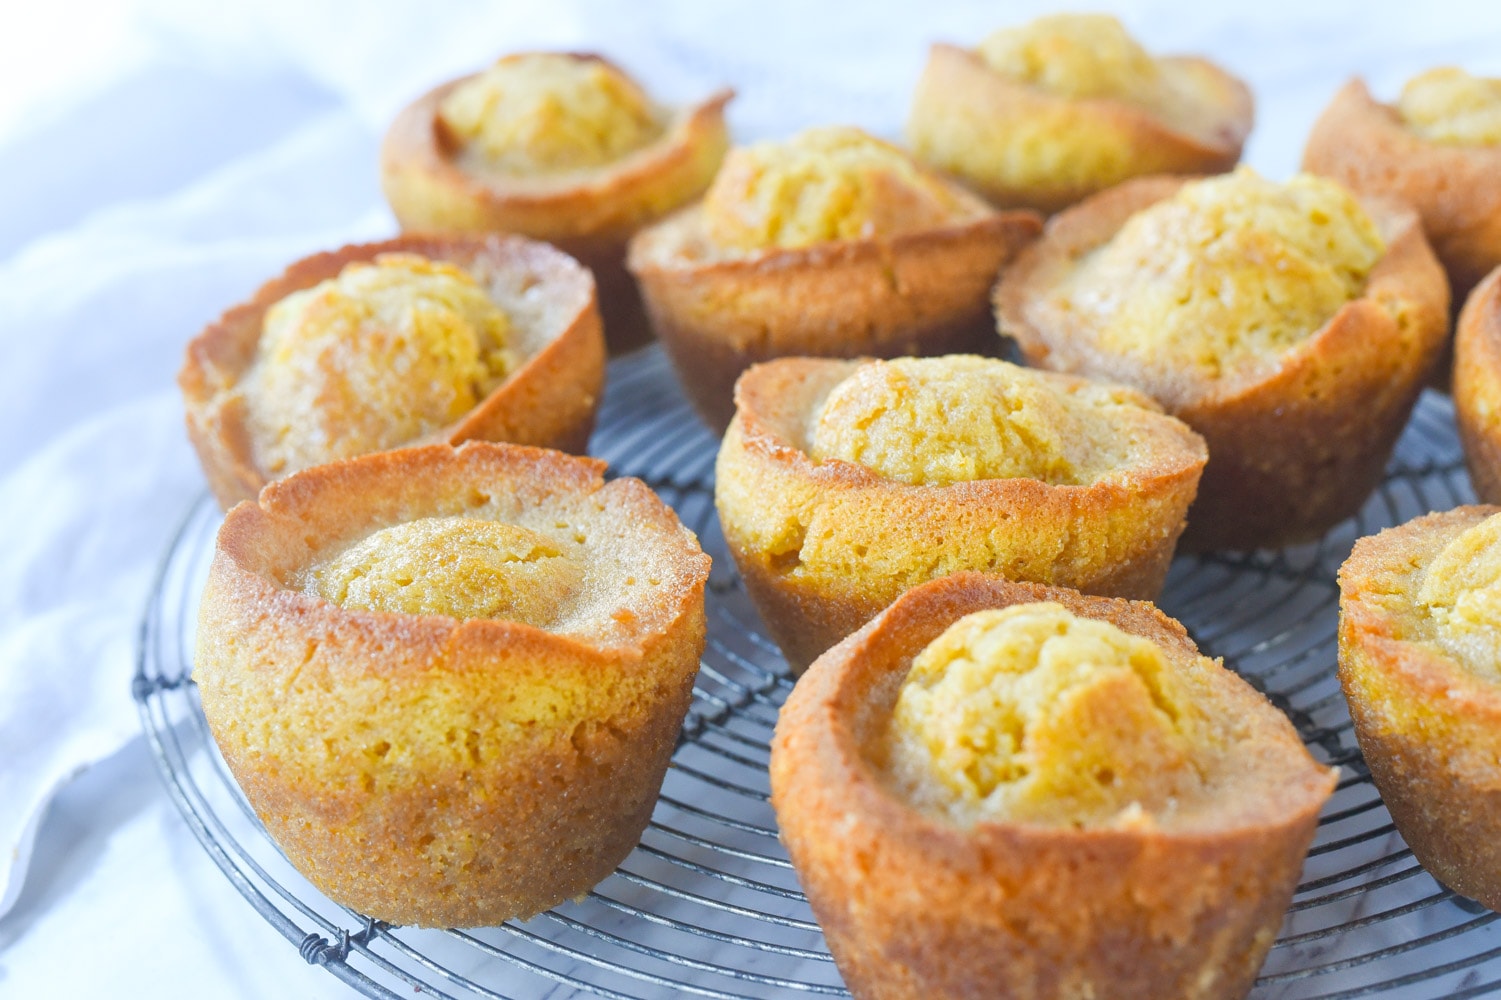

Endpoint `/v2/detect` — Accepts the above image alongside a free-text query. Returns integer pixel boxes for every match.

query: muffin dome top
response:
[1398,67,1501,147]
[978,15,1159,102]
[1056,168,1384,384]
[439,53,664,176]
[1414,511,1501,679]
[302,516,585,627]
[244,253,519,478]
[975,13,1222,140]
[806,356,1149,488]
[700,127,978,252]
[884,601,1210,828]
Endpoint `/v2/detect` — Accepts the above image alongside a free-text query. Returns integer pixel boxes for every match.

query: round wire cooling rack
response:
[136,346,1501,1000]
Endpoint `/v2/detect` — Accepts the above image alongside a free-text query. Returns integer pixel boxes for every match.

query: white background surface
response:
[1,0,1499,996]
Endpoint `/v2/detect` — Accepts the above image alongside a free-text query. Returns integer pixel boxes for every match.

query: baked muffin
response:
[193,441,711,928]
[771,573,1336,1000]
[179,234,605,510]
[1339,505,1501,910]
[907,14,1252,214]
[996,168,1449,551]
[1457,267,1501,501]
[715,355,1206,671]
[628,126,1042,431]
[1303,70,1501,306]
[381,52,732,351]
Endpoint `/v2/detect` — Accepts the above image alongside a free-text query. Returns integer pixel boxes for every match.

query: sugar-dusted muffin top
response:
[243,254,518,478]
[884,601,1210,827]
[1398,67,1501,147]
[807,356,1141,487]
[1412,511,1501,679]
[301,515,585,627]
[440,53,664,176]
[700,126,973,251]
[1059,168,1384,382]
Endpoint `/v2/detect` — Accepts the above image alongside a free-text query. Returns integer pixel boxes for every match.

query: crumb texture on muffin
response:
[244,253,518,476]
[440,53,663,175]
[885,602,1208,827]
[700,127,970,251]
[977,15,1159,101]
[1398,68,1501,146]
[976,13,1212,136]
[1411,511,1501,678]
[906,14,1250,214]
[1059,168,1384,381]
[1342,508,1501,684]
[807,356,1135,487]
[302,515,584,626]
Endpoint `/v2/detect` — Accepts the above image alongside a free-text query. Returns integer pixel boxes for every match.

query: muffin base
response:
[194,442,711,927]
[771,573,1335,1000]
[1338,505,1501,912]
[715,358,1206,672]
[995,176,1450,551]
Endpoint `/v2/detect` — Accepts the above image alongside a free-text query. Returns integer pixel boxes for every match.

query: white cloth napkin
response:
[1,1,1499,996]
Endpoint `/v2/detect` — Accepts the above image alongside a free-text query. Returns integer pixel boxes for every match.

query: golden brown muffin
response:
[193,441,710,928]
[1303,72,1501,306]
[381,52,732,351]
[628,127,1042,431]
[179,234,606,510]
[1457,268,1501,501]
[771,573,1336,1000]
[907,14,1252,214]
[715,355,1206,672]
[996,169,1450,551]
[1338,505,1501,910]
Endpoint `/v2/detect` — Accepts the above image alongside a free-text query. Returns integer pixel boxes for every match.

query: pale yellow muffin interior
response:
[980,15,1162,109]
[302,515,585,626]
[440,53,664,176]
[884,602,1209,827]
[1416,512,1501,679]
[807,356,1137,487]
[1059,168,1385,382]
[976,14,1222,139]
[243,254,518,478]
[700,126,971,251]
[1398,67,1501,147]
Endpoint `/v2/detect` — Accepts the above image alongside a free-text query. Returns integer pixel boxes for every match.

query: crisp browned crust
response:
[1455,268,1501,502]
[995,175,1450,551]
[629,201,1042,432]
[714,358,1207,672]
[178,233,606,510]
[907,44,1252,214]
[1337,506,1501,910]
[771,573,1335,1000]
[1303,79,1501,306]
[193,442,710,928]
[379,53,732,351]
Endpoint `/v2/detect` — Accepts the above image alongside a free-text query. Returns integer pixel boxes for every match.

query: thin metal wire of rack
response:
[135,346,1501,999]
